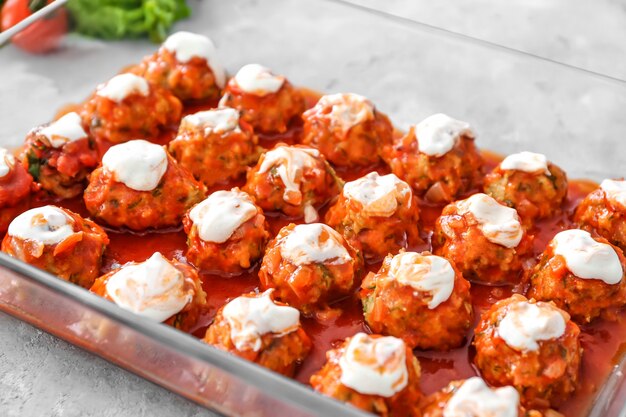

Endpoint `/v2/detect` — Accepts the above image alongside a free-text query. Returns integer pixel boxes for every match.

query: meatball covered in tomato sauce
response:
[22,112,99,198]
[2,205,109,288]
[422,377,523,417]
[91,252,207,332]
[384,113,484,203]
[484,152,568,222]
[0,147,33,233]
[81,73,182,145]
[243,144,340,223]
[134,31,226,102]
[219,64,304,134]
[203,290,311,376]
[326,172,420,262]
[259,223,362,316]
[360,251,473,350]
[84,140,205,231]
[473,295,581,408]
[527,229,626,323]
[432,193,533,285]
[574,179,626,252]
[300,93,394,167]
[169,108,261,187]
[183,188,269,275]
[310,333,422,417]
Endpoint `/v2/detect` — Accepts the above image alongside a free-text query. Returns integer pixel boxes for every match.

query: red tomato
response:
[1,0,68,54]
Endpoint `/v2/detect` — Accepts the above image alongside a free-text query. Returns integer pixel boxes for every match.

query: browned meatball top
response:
[203,290,311,376]
[301,93,394,167]
[432,193,533,285]
[473,294,582,408]
[310,332,422,417]
[134,31,226,102]
[81,73,182,145]
[574,179,626,252]
[484,151,568,223]
[219,64,304,134]
[259,222,362,316]
[243,144,340,222]
[384,113,484,203]
[527,228,626,323]
[360,251,473,350]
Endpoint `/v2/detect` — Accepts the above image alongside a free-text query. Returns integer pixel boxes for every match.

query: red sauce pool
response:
[30,91,626,416]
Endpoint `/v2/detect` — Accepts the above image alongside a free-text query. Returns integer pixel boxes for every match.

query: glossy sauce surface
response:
[31,90,626,416]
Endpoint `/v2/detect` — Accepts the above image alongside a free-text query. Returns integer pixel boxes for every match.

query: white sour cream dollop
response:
[280,223,351,266]
[189,189,257,243]
[500,151,551,175]
[258,145,321,222]
[162,31,226,88]
[387,252,455,309]
[105,252,192,322]
[497,300,567,351]
[312,93,375,134]
[443,377,519,417]
[339,333,409,397]
[552,229,623,284]
[343,172,412,217]
[222,290,300,352]
[102,140,168,192]
[600,179,626,210]
[183,108,240,135]
[457,193,523,248]
[39,112,87,148]
[415,113,474,157]
[234,64,285,96]
[8,206,74,248]
[0,147,15,178]
[97,73,150,103]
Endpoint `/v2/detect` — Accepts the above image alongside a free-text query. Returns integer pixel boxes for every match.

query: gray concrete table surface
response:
[345,0,626,80]
[1,0,624,416]
[0,313,215,417]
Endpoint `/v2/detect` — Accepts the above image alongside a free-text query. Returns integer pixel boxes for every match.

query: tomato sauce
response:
[26,90,626,416]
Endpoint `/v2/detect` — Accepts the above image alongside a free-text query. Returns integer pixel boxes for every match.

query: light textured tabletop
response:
[0,312,214,417]
[1,1,624,416]
[347,0,626,80]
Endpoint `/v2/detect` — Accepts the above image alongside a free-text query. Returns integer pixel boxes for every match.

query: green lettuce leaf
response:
[66,0,190,42]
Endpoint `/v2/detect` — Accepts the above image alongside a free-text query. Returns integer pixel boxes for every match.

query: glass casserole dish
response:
[1,0,625,416]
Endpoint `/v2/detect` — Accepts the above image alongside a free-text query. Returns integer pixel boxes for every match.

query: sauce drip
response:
[26,90,626,416]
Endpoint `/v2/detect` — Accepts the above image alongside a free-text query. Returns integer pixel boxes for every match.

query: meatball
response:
[90,252,207,332]
[168,108,261,187]
[243,144,340,223]
[574,179,626,252]
[310,333,422,417]
[183,188,269,275]
[432,193,534,285]
[219,64,304,134]
[473,295,582,408]
[203,290,311,376]
[22,112,99,198]
[527,229,626,323]
[383,113,484,203]
[258,223,362,316]
[133,31,225,102]
[422,377,523,417]
[0,147,34,234]
[325,172,420,262]
[2,205,109,288]
[484,151,568,222]
[81,73,182,145]
[360,251,473,350]
[84,140,205,231]
[300,93,394,167]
